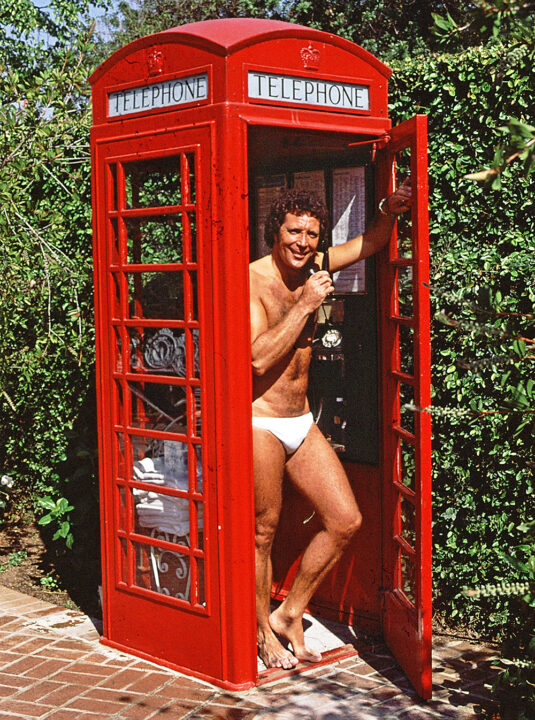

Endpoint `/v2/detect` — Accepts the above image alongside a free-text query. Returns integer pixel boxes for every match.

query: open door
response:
[377,115,432,699]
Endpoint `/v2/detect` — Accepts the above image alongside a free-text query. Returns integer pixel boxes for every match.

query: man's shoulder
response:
[249,255,273,283]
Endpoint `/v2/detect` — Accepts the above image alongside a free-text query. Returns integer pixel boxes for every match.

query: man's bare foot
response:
[257,626,299,669]
[269,606,322,663]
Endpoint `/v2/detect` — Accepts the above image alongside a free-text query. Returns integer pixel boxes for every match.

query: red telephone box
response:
[90,18,431,698]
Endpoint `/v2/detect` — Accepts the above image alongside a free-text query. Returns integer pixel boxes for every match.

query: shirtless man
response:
[250,181,412,670]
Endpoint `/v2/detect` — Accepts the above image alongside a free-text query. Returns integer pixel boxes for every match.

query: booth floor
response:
[0,585,500,720]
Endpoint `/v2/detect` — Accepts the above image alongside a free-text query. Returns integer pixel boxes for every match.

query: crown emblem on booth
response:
[300,44,320,70]
[147,48,164,76]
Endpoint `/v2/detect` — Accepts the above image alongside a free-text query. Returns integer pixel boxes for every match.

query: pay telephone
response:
[248,126,380,465]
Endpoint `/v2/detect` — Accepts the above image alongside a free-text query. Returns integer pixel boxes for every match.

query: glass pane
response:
[124,156,181,208]
[395,148,412,259]
[132,437,189,489]
[127,272,183,320]
[193,501,204,550]
[186,271,199,322]
[107,163,117,211]
[400,552,416,605]
[110,273,123,319]
[114,432,126,480]
[118,537,128,584]
[133,488,190,538]
[113,327,124,373]
[398,323,414,375]
[396,266,413,319]
[185,153,196,204]
[399,382,415,435]
[125,216,183,265]
[112,380,125,428]
[129,381,187,434]
[194,444,203,494]
[108,218,120,265]
[188,212,197,264]
[400,496,416,549]
[117,485,129,532]
[133,539,191,601]
[189,385,202,440]
[128,327,190,377]
[196,557,206,607]
[398,439,415,492]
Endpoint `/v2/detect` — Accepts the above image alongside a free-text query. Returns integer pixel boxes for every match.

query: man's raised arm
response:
[328,179,412,273]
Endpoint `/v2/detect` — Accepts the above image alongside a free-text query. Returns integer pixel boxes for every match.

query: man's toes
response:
[294,646,322,663]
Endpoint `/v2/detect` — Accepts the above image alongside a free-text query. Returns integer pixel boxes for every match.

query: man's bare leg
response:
[269,424,362,662]
[253,427,299,669]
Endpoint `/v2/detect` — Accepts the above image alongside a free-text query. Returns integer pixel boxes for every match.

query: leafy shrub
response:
[390,42,535,637]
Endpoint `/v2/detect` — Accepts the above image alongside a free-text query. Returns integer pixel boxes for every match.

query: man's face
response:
[275,212,320,270]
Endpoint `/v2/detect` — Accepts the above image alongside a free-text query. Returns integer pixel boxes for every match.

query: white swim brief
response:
[252,412,314,455]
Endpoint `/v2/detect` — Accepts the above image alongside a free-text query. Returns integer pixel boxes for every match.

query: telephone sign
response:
[108,72,209,117]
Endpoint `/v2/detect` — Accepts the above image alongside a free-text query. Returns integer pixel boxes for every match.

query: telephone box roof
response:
[89,17,391,85]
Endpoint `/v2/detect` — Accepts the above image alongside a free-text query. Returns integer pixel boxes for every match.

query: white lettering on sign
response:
[248,71,369,111]
[108,73,209,117]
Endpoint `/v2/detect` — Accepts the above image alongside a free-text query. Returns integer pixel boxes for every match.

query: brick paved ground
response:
[0,585,501,719]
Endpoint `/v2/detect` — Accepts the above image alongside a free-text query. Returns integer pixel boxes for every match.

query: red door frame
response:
[377,114,432,699]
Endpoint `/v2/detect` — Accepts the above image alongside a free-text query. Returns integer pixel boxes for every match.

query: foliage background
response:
[0,0,533,646]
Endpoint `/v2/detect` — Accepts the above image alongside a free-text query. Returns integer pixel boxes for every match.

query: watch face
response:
[321,327,342,348]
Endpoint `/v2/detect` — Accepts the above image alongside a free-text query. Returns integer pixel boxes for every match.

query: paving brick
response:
[0,650,24,664]
[197,704,257,719]
[114,695,177,719]
[2,654,48,676]
[374,693,420,714]
[398,709,446,720]
[44,711,92,720]
[63,660,115,677]
[33,646,90,661]
[329,670,385,692]
[48,670,101,687]
[0,632,33,650]
[38,682,89,706]
[82,651,122,665]
[24,658,66,679]
[7,636,52,654]
[83,686,146,704]
[366,684,405,703]
[98,667,150,690]
[65,695,132,714]
[121,671,176,694]
[0,684,20,698]
[152,698,207,718]
[52,638,92,651]
[0,697,54,717]
[0,615,19,627]
[0,673,36,689]
[11,680,62,702]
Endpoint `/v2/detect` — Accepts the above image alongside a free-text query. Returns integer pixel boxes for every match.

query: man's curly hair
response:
[264,189,329,250]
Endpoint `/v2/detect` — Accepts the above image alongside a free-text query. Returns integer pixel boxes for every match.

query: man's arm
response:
[250,272,333,376]
[328,179,412,273]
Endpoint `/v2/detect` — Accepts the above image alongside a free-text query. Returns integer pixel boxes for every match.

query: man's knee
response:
[255,512,280,552]
[328,507,362,545]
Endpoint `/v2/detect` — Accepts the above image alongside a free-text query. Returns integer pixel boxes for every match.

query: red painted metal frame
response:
[377,115,432,699]
[90,18,431,696]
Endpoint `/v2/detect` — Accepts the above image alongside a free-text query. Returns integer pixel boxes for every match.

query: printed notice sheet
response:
[331,167,366,293]
[255,174,288,258]
[292,170,327,206]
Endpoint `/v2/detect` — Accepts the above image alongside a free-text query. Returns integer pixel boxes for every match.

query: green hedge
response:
[390,42,534,636]
[1,30,533,638]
